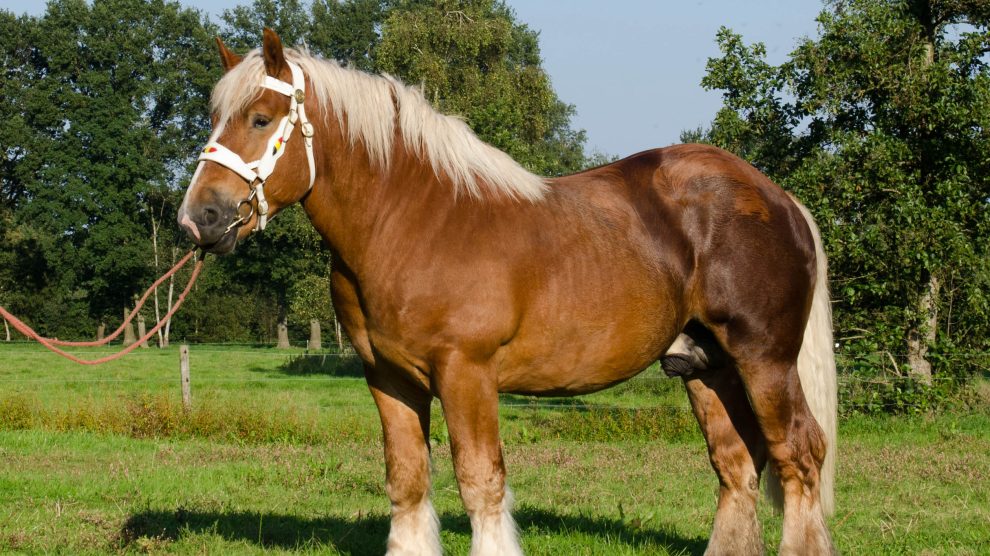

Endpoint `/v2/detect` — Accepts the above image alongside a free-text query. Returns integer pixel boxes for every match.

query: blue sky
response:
[3,0,824,157]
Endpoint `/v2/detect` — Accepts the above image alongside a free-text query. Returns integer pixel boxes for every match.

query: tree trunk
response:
[163,247,176,347]
[906,14,937,386]
[907,274,938,385]
[3,317,9,342]
[277,319,291,349]
[335,318,343,352]
[97,323,105,341]
[151,215,165,348]
[309,319,321,350]
[123,308,137,346]
[137,313,149,348]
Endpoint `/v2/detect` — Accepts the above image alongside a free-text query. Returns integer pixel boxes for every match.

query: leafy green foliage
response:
[695,1,990,387]
[376,0,587,175]
[308,0,385,70]
[1,0,218,337]
[221,0,311,48]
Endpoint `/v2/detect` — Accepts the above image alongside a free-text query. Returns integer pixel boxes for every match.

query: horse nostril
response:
[202,206,220,227]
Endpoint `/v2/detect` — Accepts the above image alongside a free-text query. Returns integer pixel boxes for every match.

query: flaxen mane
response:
[210,48,547,201]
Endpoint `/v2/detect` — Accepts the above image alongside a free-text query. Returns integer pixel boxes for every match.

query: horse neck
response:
[301,118,456,274]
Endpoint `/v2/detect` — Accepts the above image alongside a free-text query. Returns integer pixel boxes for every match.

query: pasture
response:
[0,343,988,554]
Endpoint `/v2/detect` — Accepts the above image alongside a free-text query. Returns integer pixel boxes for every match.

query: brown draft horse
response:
[179,30,838,555]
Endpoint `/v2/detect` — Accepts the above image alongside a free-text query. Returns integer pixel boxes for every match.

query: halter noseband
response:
[198,61,316,232]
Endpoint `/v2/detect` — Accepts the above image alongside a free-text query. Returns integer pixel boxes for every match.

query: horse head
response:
[178,29,316,254]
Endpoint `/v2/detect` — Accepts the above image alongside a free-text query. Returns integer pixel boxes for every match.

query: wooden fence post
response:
[123,308,136,346]
[309,319,321,350]
[137,313,149,348]
[180,344,191,411]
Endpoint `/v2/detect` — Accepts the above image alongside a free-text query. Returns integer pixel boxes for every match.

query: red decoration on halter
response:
[203,146,218,154]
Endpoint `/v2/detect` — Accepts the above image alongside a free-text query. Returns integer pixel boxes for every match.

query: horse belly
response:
[496,303,677,396]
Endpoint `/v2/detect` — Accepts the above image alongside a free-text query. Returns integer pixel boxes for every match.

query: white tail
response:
[766,197,838,516]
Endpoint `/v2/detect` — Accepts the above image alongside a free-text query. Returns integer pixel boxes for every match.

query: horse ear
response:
[215,37,242,73]
[262,28,287,77]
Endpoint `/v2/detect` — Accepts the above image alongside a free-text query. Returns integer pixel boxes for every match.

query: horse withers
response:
[178,29,837,555]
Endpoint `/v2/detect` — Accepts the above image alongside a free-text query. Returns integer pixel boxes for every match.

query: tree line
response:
[2,0,987,392]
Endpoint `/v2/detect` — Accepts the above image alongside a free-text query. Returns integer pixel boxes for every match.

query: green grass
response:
[1,343,988,554]
[0,343,695,445]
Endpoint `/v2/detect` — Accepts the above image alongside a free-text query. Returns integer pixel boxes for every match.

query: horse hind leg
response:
[674,325,767,555]
[727,345,834,555]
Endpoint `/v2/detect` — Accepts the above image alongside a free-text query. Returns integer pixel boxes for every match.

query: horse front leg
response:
[367,366,440,556]
[434,351,521,556]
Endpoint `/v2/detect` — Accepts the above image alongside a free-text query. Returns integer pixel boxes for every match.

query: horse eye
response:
[252,116,270,129]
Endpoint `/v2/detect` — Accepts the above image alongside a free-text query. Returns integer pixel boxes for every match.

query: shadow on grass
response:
[248,352,365,378]
[120,506,706,554]
[499,395,595,410]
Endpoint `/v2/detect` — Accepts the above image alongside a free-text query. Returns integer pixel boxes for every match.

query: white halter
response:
[198,61,316,232]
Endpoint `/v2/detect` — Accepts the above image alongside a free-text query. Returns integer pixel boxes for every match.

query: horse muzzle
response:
[178,204,240,254]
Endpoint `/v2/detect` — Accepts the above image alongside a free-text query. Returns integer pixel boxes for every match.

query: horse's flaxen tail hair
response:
[766,196,838,517]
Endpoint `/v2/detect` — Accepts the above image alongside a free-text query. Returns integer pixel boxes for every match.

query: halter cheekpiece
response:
[198,61,316,232]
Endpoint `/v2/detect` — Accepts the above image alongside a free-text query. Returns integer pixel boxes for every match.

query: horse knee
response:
[767,412,826,482]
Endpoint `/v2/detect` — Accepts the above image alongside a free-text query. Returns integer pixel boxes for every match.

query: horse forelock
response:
[209,48,547,202]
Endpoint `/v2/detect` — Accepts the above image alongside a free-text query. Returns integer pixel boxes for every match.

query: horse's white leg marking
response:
[706,476,763,555]
[467,486,521,556]
[386,495,441,556]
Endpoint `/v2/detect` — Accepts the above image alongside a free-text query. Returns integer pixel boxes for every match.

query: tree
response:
[376,0,587,176]
[0,0,219,338]
[210,205,333,342]
[308,0,386,70]
[1,0,595,342]
[221,0,311,50]
[696,1,990,382]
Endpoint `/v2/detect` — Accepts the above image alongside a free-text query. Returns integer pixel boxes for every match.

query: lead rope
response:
[0,250,204,365]
[10,249,197,348]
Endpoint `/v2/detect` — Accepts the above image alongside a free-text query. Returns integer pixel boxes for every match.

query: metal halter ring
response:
[223,188,259,235]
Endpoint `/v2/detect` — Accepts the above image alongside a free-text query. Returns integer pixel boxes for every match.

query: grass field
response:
[1,343,988,554]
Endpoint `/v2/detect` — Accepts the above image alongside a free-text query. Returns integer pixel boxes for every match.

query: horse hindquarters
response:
[758,200,837,554]
[694,206,836,555]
